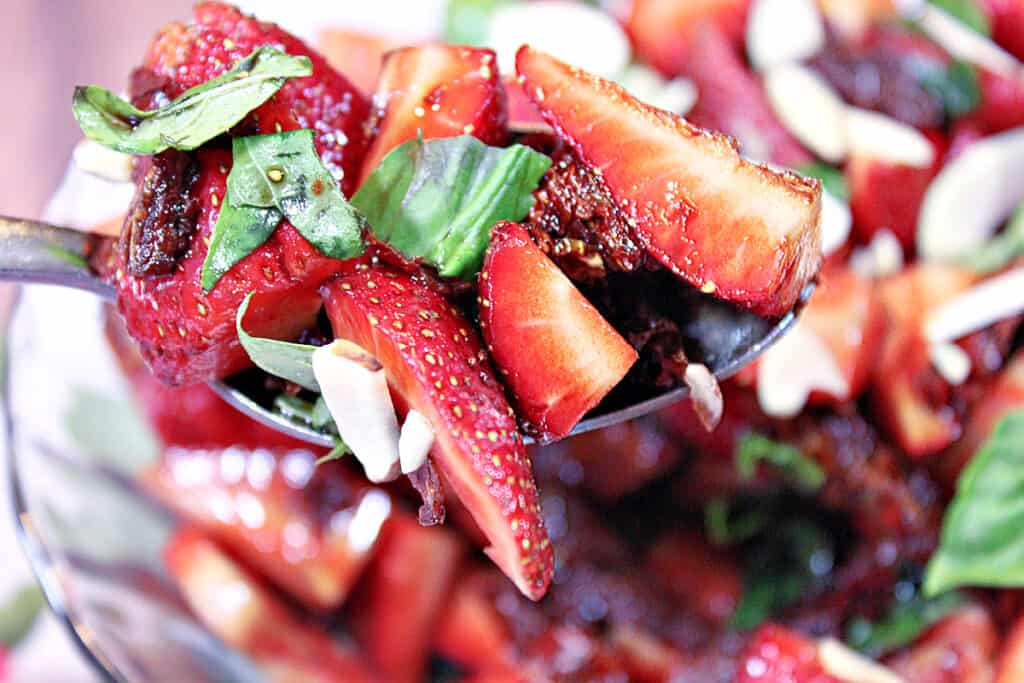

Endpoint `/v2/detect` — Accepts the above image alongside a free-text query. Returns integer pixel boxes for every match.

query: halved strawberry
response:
[979,0,1024,61]
[503,74,550,133]
[735,625,841,683]
[357,44,507,187]
[164,528,375,683]
[963,68,1024,135]
[684,26,812,167]
[434,569,519,676]
[516,46,823,317]
[624,0,750,78]
[348,514,463,683]
[321,267,553,599]
[478,222,637,441]
[997,607,1024,683]
[887,605,998,682]
[143,446,389,611]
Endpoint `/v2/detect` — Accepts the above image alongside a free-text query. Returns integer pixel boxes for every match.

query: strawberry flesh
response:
[479,222,637,441]
[516,46,823,317]
[321,267,553,599]
[735,625,841,683]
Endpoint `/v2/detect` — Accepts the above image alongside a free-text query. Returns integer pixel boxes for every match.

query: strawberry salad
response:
[65,0,1024,681]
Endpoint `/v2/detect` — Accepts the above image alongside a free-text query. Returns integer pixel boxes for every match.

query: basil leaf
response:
[924,410,1024,596]
[316,440,350,465]
[735,433,826,491]
[797,162,849,201]
[236,292,319,391]
[920,60,981,120]
[960,203,1024,273]
[928,0,991,35]
[73,47,312,154]
[444,0,507,45]
[846,590,965,657]
[353,135,552,279]
[0,585,45,648]
[229,131,366,259]
[704,498,770,547]
[201,198,281,292]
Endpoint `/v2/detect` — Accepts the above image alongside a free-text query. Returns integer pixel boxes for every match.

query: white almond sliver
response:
[820,190,852,255]
[399,410,435,474]
[916,3,1022,79]
[618,65,698,115]
[917,127,1024,262]
[925,267,1024,344]
[746,0,826,71]
[757,323,850,418]
[684,363,723,431]
[73,139,134,183]
[312,340,401,483]
[764,64,848,162]
[930,342,972,385]
[818,638,906,683]
[845,107,935,168]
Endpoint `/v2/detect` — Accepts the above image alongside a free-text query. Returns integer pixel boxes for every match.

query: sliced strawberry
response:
[624,0,750,78]
[478,222,637,441]
[684,26,812,167]
[887,605,998,683]
[735,625,841,683]
[317,28,400,95]
[979,0,1024,61]
[997,607,1024,683]
[963,68,1024,135]
[645,531,742,626]
[349,514,463,683]
[847,131,946,251]
[144,446,389,611]
[516,46,823,317]
[321,267,554,599]
[164,528,376,683]
[608,625,687,683]
[357,44,507,187]
[116,150,345,385]
[434,569,519,676]
[503,74,550,133]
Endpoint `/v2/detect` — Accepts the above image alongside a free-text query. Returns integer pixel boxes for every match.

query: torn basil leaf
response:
[73,47,312,155]
[229,130,366,259]
[316,440,350,465]
[236,293,319,392]
[927,0,991,36]
[846,590,965,657]
[201,197,281,292]
[353,135,552,279]
[797,162,849,202]
[704,498,771,547]
[919,59,981,121]
[924,410,1024,596]
[735,433,826,492]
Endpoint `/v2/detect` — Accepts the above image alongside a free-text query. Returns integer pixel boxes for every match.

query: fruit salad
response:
[66,0,1024,681]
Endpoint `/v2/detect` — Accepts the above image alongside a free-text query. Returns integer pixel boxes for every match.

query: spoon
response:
[0,216,811,447]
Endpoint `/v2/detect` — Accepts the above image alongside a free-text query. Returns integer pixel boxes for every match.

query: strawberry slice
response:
[624,0,750,78]
[516,46,823,317]
[357,44,507,188]
[165,528,376,683]
[434,569,519,676]
[321,267,553,599]
[979,0,1024,61]
[478,222,637,441]
[348,514,463,683]
[735,625,841,683]
[144,446,390,611]
[888,606,998,683]
[317,28,400,95]
[963,68,1024,135]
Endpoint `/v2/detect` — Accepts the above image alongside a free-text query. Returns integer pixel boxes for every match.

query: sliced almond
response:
[757,323,850,418]
[764,64,848,162]
[930,342,972,385]
[684,363,723,431]
[914,3,1022,80]
[850,228,905,278]
[820,189,852,255]
[618,64,698,115]
[73,139,134,183]
[818,638,906,683]
[925,267,1024,344]
[917,127,1024,262]
[398,409,435,474]
[312,339,401,483]
[845,107,936,168]
[747,0,826,71]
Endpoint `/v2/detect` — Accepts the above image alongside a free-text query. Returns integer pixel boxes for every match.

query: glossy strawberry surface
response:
[734,625,841,683]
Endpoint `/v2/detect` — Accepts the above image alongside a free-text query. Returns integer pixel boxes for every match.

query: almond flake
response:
[845,108,935,168]
[757,323,850,418]
[746,0,826,71]
[818,638,906,683]
[399,410,435,474]
[764,64,848,162]
[925,267,1024,344]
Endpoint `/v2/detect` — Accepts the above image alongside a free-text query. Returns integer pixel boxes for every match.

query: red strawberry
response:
[357,45,507,187]
[735,625,841,683]
[503,74,550,133]
[349,514,463,683]
[116,150,346,385]
[963,68,1024,135]
[516,46,823,317]
[608,625,687,683]
[997,606,1024,683]
[143,446,389,611]
[434,569,519,676]
[321,267,554,599]
[979,0,1024,61]
[645,531,742,626]
[888,606,998,683]
[317,28,400,95]
[624,0,750,78]
[478,222,637,441]
[684,26,812,167]
[164,528,376,683]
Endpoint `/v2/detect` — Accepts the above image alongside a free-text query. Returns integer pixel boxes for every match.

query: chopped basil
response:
[924,410,1024,596]
[919,60,981,121]
[73,47,312,155]
[444,0,507,45]
[846,590,965,657]
[201,199,281,292]
[228,131,366,259]
[959,202,1024,273]
[735,433,826,492]
[704,498,771,546]
[273,394,338,434]
[796,162,849,202]
[316,441,350,465]
[0,585,45,648]
[353,135,552,279]
[235,293,319,392]
[928,0,991,36]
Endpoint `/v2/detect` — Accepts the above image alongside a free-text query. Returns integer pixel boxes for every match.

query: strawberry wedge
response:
[478,222,637,441]
[321,268,553,600]
[516,46,823,316]
[357,45,507,187]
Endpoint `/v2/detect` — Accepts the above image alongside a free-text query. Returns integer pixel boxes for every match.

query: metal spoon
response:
[0,216,811,446]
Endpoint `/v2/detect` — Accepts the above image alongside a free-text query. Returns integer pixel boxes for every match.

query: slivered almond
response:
[399,410,435,474]
[757,323,850,417]
[818,638,906,683]
[747,0,826,71]
[684,363,723,431]
[911,1,1022,79]
[820,190,852,255]
[930,342,972,385]
[845,108,935,168]
[764,64,848,162]
[73,139,134,183]
[925,267,1024,344]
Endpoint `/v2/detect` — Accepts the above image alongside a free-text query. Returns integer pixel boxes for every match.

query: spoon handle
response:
[0,216,115,299]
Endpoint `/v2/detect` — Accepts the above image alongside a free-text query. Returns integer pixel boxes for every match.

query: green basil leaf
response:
[960,202,1024,273]
[0,585,45,648]
[236,292,319,391]
[201,197,281,292]
[229,131,366,258]
[352,135,552,279]
[928,0,991,35]
[919,60,981,120]
[73,46,312,154]
[735,433,826,491]
[924,410,1024,596]
[704,498,771,547]
[846,590,965,657]
[444,0,507,45]
[796,162,849,202]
